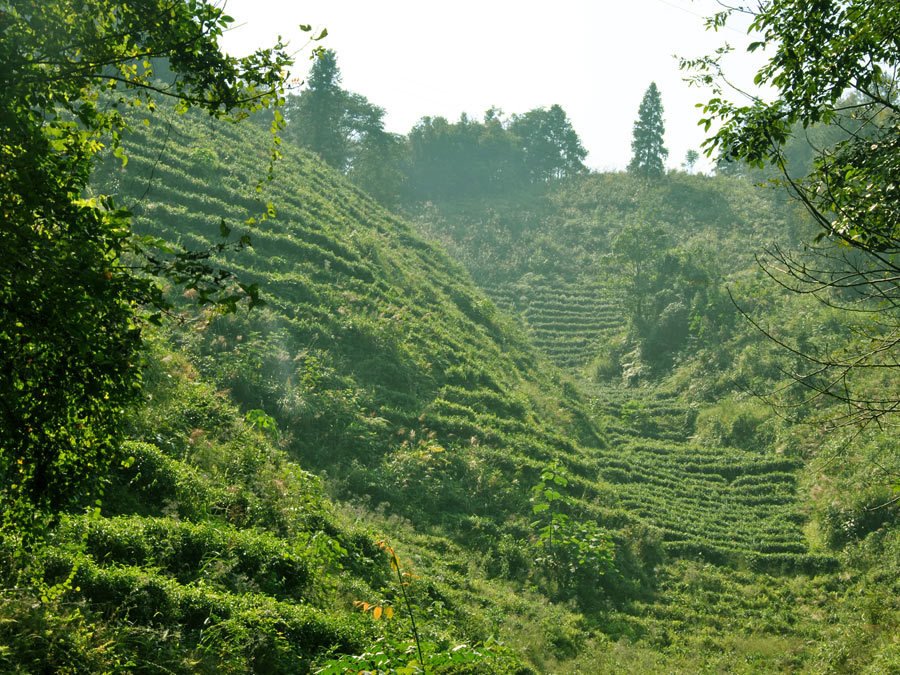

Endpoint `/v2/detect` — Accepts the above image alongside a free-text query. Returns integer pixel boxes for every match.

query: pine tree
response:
[628,82,668,178]
[285,50,393,187]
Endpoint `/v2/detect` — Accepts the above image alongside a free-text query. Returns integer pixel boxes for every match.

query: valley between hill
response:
[4,106,899,674]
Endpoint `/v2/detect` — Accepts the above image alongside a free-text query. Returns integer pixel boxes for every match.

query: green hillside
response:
[1,104,642,671]
[6,100,895,671]
[97,110,613,531]
[3,95,896,671]
[7,1,900,672]
[407,169,900,670]
[410,174,798,371]
[1,336,531,672]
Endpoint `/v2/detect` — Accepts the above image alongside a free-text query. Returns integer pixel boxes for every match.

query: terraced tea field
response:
[585,385,836,575]
[587,554,848,673]
[460,261,832,577]
[47,510,364,669]
[94,111,614,543]
[482,280,624,370]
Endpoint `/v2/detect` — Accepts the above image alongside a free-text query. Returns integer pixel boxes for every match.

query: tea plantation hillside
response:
[84,111,896,670]
[408,171,900,670]
[410,174,799,371]
[8,107,898,671]
[93,111,619,539]
[486,279,623,370]
[585,385,831,573]
[30,106,653,671]
[5,106,619,671]
[0,336,532,672]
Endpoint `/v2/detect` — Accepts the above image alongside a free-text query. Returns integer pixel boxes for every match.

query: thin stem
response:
[392,550,424,668]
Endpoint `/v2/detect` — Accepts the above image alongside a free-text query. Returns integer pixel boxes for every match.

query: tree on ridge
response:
[286,49,353,169]
[628,82,668,178]
[510,104,587,181]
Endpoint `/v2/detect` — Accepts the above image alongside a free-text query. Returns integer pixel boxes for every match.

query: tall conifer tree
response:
[628,82,668,178]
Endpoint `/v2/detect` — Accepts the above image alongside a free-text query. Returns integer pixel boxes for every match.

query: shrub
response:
[695,397,776,451]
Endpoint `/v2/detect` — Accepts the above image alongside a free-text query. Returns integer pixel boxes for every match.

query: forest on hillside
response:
[2,1,900,673]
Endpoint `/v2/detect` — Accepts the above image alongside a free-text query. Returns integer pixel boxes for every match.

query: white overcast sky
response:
[219,0,764,172]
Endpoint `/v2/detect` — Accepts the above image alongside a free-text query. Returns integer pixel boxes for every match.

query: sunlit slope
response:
[92,112,605,534]
[3,342,374,672]
[1,340,526,673]
[408,174,836,572]
[485,279,624,370]
[588,386,836,573]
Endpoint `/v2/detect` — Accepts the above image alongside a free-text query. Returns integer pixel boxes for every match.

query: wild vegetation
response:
[4,0,900,672]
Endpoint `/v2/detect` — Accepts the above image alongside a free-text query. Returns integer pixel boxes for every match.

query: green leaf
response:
[113,145,128,167]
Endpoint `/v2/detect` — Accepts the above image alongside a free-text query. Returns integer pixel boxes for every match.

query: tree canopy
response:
[283,49,403,203]
[281,50,587,204]
[628,82,668,178]
[509,104,587,182]
[0,0,293,537]
[403,105,586,201]
[684,0,900,427]
[285,49,350,168]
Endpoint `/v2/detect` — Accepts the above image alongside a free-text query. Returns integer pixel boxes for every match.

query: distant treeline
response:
[280,50,859,204]
[282,50,587,205]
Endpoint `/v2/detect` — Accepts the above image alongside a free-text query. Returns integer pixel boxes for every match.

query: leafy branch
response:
[530,462,616,589]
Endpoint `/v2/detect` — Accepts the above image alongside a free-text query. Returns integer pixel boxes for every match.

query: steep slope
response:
[10,106,896,671]
[10,107,649,671]
[408,171,900,670]
[0,337,529,672]
[94,111,610,533]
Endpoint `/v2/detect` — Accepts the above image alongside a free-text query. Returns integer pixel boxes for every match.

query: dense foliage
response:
[82,108,897,668]
[283,50,587,204]
[0,0,289,538]
[403,106,586,200]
